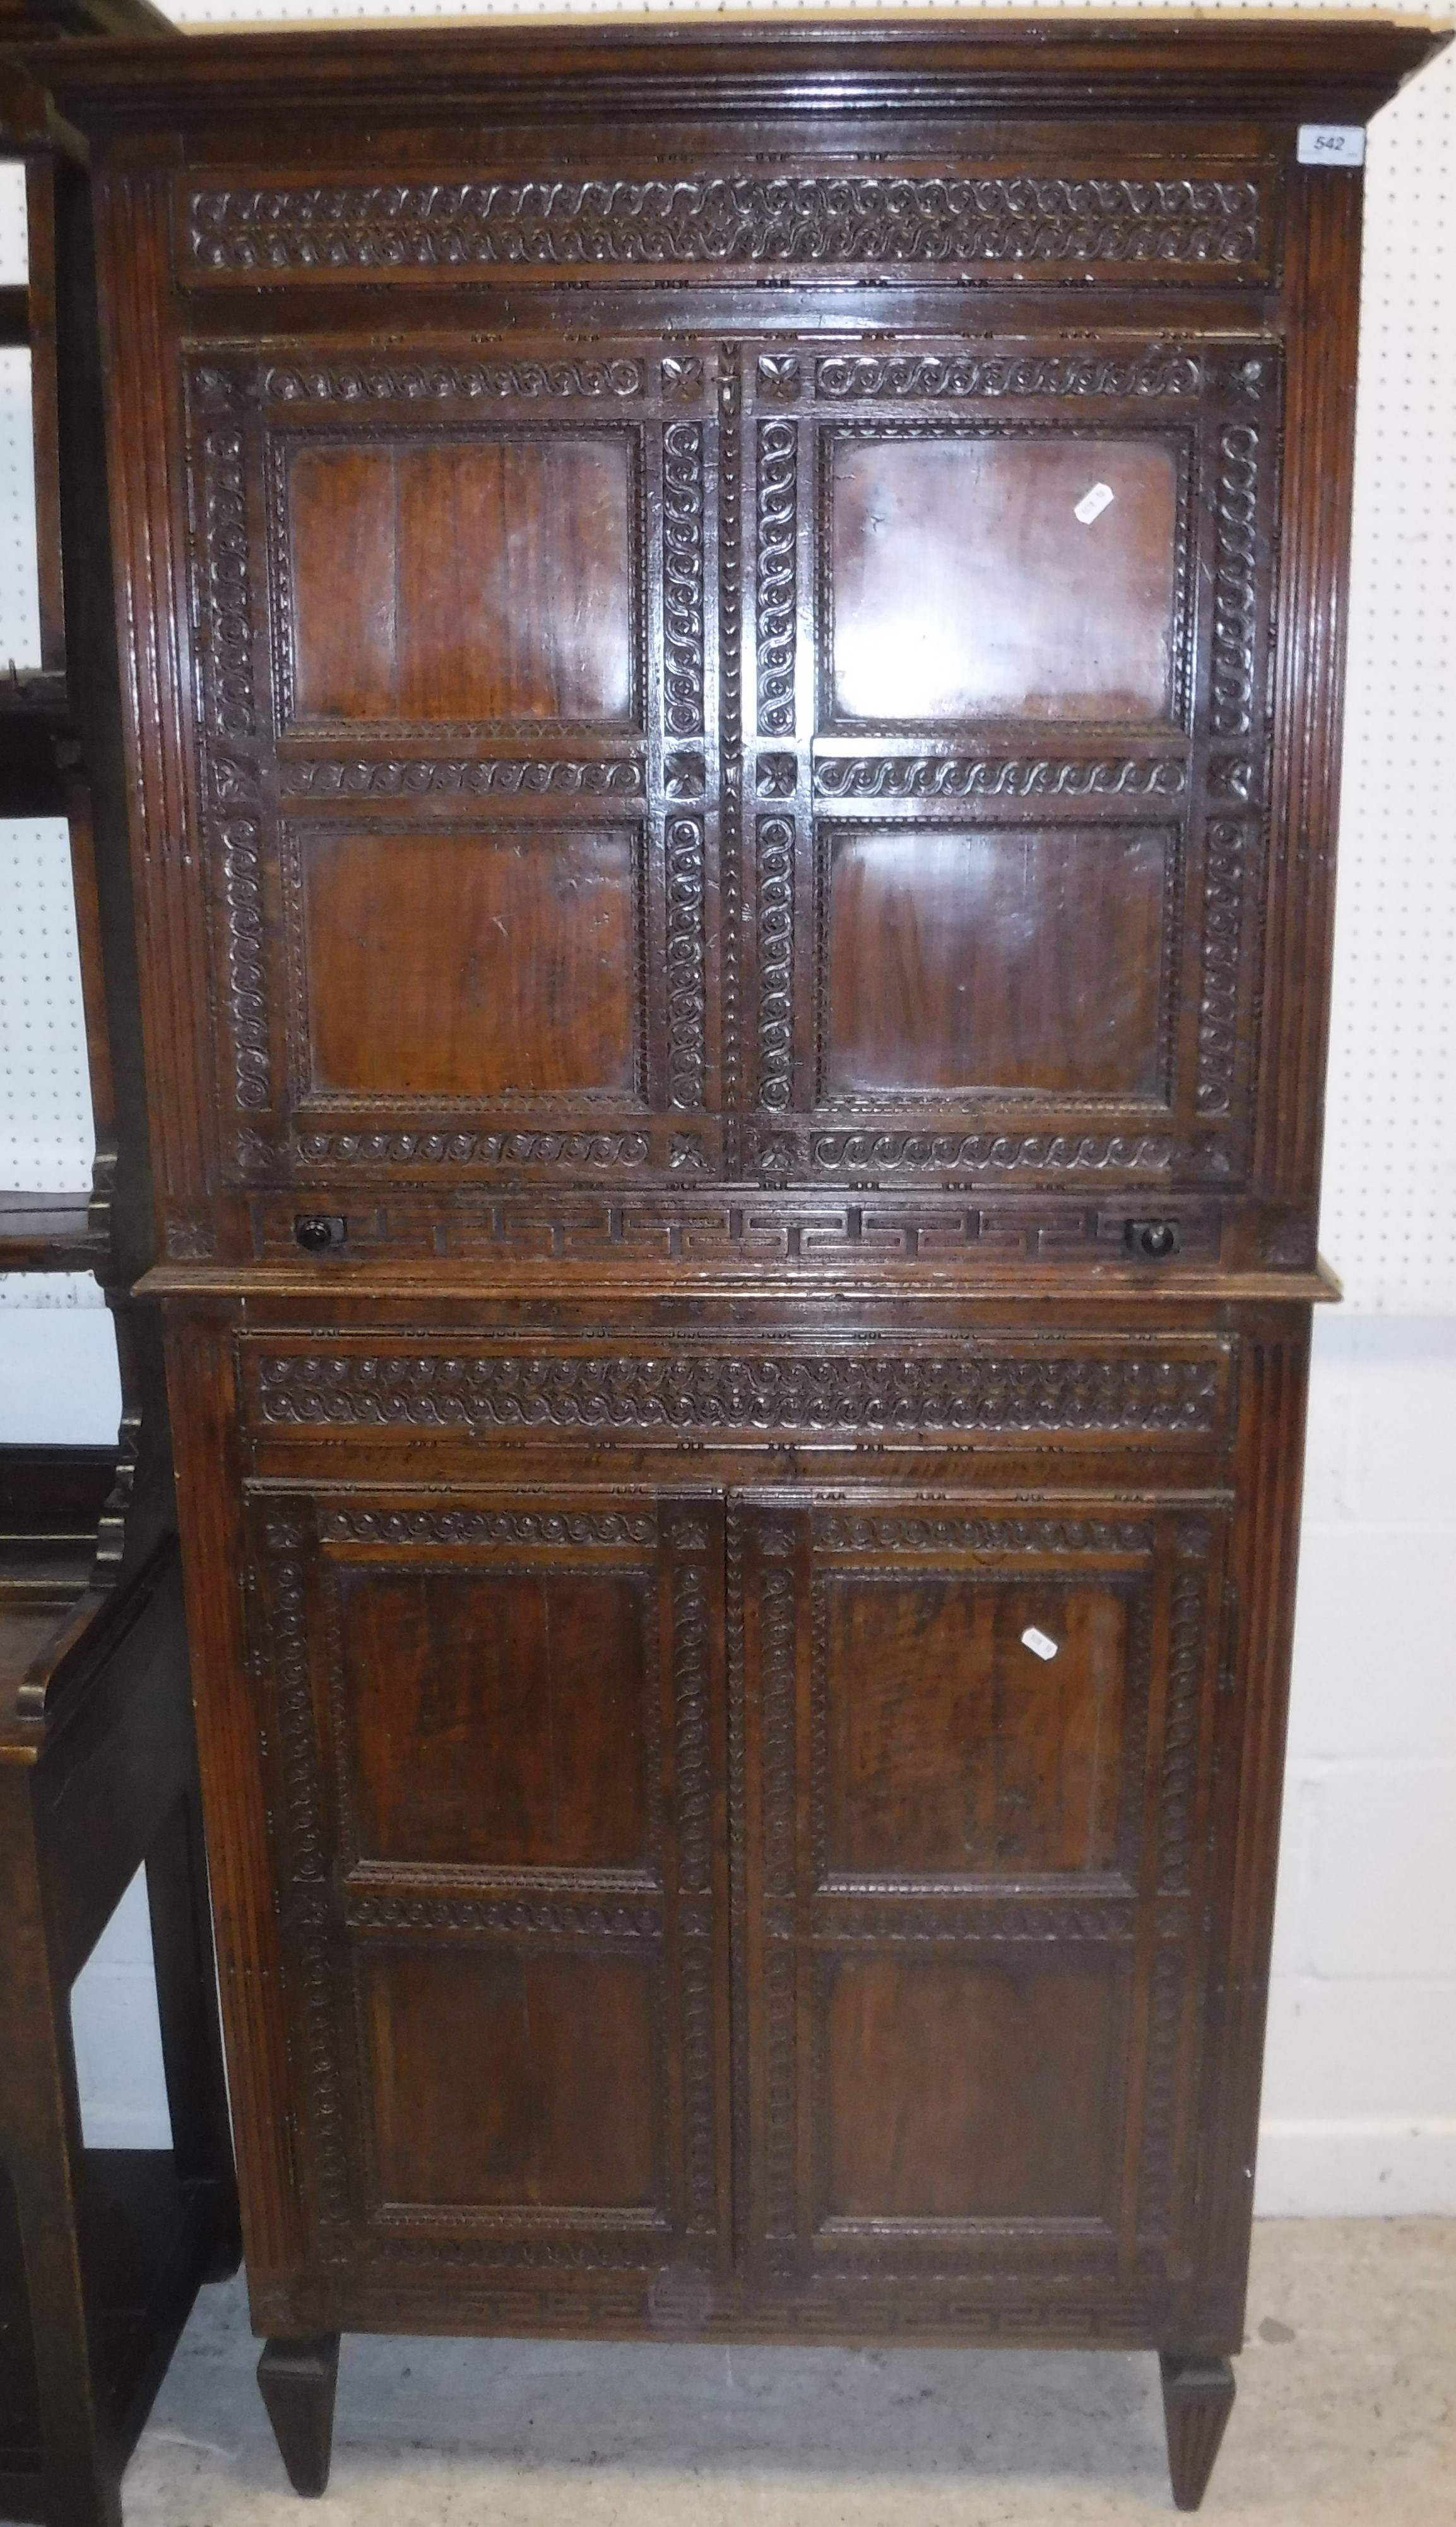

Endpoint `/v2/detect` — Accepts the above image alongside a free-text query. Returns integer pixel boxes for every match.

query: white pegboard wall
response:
[1,170,39,668]
[1322,44,1456,1311]
[0,1,1450,1311]
[0,348,40,672]
[0,164,25,286]
[0,819,96,1191]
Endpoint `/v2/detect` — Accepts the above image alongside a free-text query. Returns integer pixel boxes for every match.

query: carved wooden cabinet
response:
[37,16,1445,2511]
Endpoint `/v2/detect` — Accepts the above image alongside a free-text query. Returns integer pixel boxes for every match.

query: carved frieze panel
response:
[241,1335,1233,1443]
[182,173,1272,284]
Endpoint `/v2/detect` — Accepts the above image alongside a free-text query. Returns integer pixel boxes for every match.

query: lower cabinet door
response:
[734,1492,1231,2326]
[247,1489,729,2319]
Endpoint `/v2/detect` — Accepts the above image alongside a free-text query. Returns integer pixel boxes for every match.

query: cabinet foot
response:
[1160,2353,1235,2511]
[257,2335,340,2497]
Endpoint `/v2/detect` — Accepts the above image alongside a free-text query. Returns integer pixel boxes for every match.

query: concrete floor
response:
[124,2221,1456,2526]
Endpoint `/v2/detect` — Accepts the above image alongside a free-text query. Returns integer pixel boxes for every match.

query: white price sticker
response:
[1021,1626,1060,1662]
[1074,481,1115,527]
[1297,124,1366,168]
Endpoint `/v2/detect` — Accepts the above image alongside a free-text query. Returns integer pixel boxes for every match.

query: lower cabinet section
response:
[236,1470,1236,2341]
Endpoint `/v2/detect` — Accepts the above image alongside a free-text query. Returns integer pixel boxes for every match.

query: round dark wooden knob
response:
[293,1216,337,1253]
[1137,1221,1178,1259]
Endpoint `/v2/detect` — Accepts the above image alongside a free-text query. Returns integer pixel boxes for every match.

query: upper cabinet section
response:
[52,19,1445,1277]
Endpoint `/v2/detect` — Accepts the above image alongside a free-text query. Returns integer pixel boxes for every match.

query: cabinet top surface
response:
[32,15,1448,133]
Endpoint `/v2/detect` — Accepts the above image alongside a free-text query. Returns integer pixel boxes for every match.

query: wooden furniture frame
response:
[28,16,1448,2512]
[1,13,240,2522]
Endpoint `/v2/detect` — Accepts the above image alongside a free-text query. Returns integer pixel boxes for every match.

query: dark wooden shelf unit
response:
[1,8,241,2521]
[27,15,1448,2512]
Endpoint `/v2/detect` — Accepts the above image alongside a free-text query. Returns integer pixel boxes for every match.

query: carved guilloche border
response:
[244,1340,1233,1441]
[181,173,1272,285]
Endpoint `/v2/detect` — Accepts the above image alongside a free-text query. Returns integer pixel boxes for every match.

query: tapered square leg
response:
[1160,2353,1236,2511]
[257,2335,340,2498]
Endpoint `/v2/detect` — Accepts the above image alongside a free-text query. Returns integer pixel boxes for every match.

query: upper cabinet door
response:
[737,338,1279,1207]
[189,342,718,1193]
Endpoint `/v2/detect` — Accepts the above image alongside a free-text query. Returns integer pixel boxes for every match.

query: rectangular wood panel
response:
[824,1955,1123,2220]
[338,1567,651,1871]
[288,437,634,724]
[364,1950,661,2211]
[821,826,1171,1100]
[824,1575,1128,1877]
[828,435,1180,725]
[293,826,640,1101]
